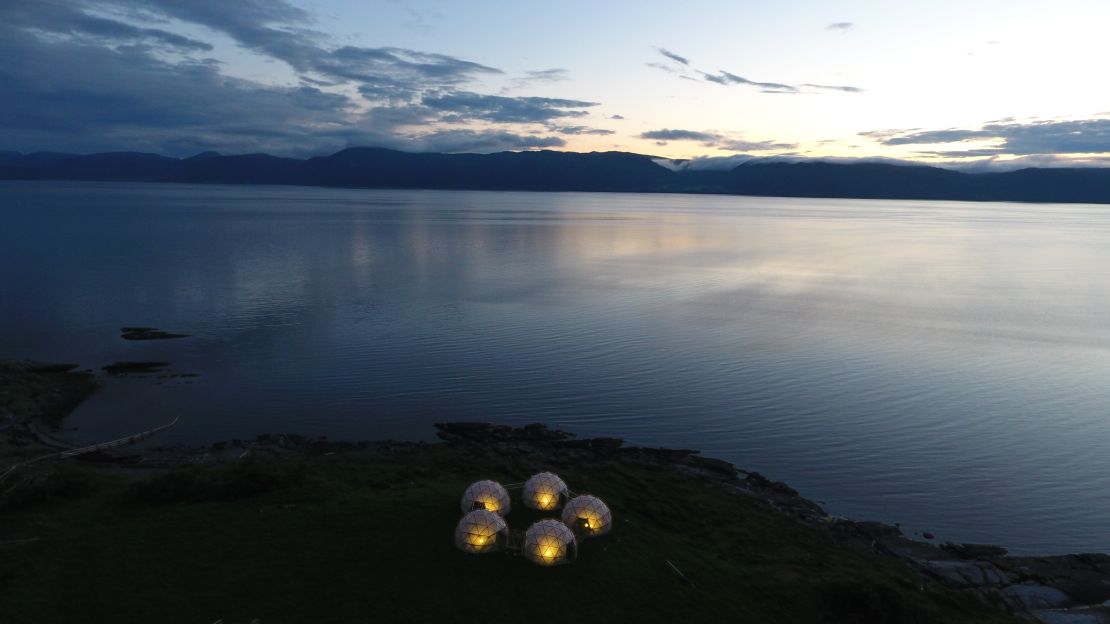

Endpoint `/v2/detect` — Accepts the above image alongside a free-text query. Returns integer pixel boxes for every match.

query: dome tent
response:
[455,509,509,554]
[523,519,577,566]
[522,472,569,511]
[561,495,612,538]
[460,480,511,515]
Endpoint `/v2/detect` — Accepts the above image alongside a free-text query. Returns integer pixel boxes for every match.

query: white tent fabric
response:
[460,480,511,515]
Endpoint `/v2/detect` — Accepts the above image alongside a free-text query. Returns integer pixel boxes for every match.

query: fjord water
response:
[3,181,1109,554]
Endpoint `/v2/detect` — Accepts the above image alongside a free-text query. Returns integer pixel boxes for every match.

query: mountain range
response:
[2,147,1109,204]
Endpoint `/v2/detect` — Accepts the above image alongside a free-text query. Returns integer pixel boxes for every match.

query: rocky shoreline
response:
[3,361,1109,623]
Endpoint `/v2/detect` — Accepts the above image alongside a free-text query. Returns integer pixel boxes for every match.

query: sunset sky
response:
[4,0,1109,169]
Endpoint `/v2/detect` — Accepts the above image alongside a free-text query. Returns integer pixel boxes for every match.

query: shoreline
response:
[4,360,1109,622]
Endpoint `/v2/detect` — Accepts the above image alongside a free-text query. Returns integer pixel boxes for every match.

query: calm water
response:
[3,181,1109,554]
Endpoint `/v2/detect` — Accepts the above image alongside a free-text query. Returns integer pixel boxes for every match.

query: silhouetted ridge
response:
[1,147,1108,204]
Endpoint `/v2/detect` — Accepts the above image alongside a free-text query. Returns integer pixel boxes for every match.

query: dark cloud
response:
[422,92,598,124]
[716,138,798,152]
[0,24,354,156]
[0,1,212,51]
[826,22,854,31]
[640,129,794,152]
[610,114,625,120]
[657,48,690,66]
[700,71,798,93]
[651,47,862,94]
[864,118,1110,155]
[640,129,719,142]
[0,0,603,155]
[802,83,865,93]
[552,126,615,136]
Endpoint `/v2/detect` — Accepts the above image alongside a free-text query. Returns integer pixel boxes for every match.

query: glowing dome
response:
[454,509,509,554]
[523,472,569,511]
[523,519,577,566]
[460,480,511,515]
[561,495,612,538]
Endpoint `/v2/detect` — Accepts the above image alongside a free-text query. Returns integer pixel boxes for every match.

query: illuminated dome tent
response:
[523,472,569,511]
[460,480,511,515]
[523,519,577,566]
[561,495,612,538]
[455,509,509,554]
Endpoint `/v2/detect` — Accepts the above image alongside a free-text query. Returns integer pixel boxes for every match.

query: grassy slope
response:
[0,445,1018,624]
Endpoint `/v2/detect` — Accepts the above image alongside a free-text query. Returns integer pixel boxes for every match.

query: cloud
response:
[640,129,795,152]
[520,68,569,82]
[422,92,598,124]
[640,129,720,142]
[657,48,690,66]
[610,114,625,120]
[863,118,1110,155]
[0,1,212,51]
[700,71,798,93]
[716,138,798,151]
[553,126,615,136]
[826,22,854,31]
[802,83,865,93]
[0,0,604,155]
[651,47,862,94]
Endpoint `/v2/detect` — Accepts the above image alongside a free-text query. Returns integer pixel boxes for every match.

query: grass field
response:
[0,442,1019,623]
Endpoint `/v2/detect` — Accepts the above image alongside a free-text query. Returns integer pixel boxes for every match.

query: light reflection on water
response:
[2,181,1110,555]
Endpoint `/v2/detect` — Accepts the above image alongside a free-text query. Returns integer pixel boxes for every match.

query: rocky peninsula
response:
[2,360,1108,623]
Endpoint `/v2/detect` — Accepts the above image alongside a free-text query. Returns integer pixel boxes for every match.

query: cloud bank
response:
[862,118,1110,156]
[0,0,608,155]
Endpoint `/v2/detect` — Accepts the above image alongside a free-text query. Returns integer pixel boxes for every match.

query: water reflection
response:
[2,181,1110,554]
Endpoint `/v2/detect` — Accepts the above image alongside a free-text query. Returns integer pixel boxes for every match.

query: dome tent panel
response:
[523,472,569,511]
[523,519,577,566]
[460,480,511,515]
[455,509,509,554]
[561,495,612,538]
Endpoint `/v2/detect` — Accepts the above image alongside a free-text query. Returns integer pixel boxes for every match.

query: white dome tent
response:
[455,509,509,554]
[522,472,569,511]
[460,480,511,515]
[523,519,577,566]
[561,495,612,538]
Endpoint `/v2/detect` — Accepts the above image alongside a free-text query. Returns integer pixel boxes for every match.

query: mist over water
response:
[3,180,1110,554]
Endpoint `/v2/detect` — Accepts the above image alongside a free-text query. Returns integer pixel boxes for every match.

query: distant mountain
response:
[1,147,1109,204]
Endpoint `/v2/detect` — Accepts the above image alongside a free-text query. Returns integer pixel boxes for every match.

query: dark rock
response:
[120,327,189,340]
[744,471,799,496]
[102,361,170,375]
[940,542,1009,560]
[853,521,904,538]
[25,363,80,373]
[689,455,738,476]
[923,532,935,540]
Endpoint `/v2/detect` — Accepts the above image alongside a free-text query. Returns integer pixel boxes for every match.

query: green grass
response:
[0,447,1018,623]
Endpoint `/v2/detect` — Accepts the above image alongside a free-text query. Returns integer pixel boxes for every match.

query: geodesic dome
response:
[455,509,509,554]
[523,519,577,566]
[460,480,511,515]
[561,495,612,538]
[523,472,568,511]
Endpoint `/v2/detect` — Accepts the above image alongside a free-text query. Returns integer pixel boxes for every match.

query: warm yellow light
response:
[534,536,562,565]
[475,493,500,513]
[562,495,612,538]
[455,509,507,555]
[523,472,568,511]
[523,519,576,566]
[460,480,511,516]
